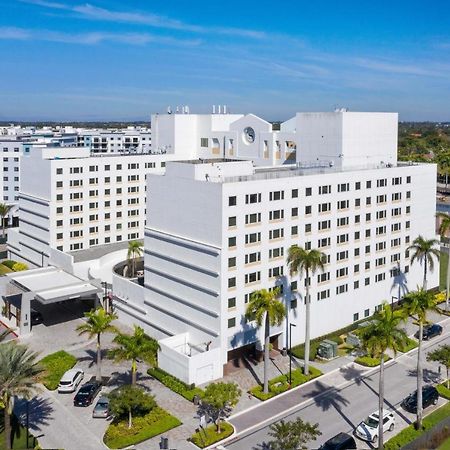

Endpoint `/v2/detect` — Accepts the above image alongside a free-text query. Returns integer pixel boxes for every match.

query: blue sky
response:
[1,0,450,121]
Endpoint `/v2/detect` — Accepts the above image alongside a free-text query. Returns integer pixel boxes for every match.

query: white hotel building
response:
[112,111,438,384]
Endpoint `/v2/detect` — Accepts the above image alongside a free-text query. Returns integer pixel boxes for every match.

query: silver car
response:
[92,396,110,418]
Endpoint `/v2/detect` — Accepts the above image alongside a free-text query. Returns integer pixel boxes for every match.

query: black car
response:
[415,324,443,341]
[401,385,439,413]
[30,308,43,326]
[320,432,357,450]
[73,381,102,407]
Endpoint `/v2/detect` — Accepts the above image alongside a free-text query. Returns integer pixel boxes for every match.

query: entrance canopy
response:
[7,266,101,305]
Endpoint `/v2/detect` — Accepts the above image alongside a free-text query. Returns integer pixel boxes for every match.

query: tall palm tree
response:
[402,289,440,429]
[360,303,408,450]
[287,246,325,375]
[109,325,159,385]
[76,308,117,382]
[127,240,143,278]
[0,342,43,450]
[0,203,13,238]
[245,288,286,394]
[437,212,450,309]
[407,235,440,290]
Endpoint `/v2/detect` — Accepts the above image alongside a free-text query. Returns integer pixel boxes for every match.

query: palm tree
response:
[360,303,408,450]
[407,235,440,290]
[245,288,286,394]
[402,289,440,429]
[0,342,43,450]
[76,308,117,382]
[287,246,325,375]
[127,240,143,278]
[437,212,450,309]
[109,325,159,385]
[0,203,13,238]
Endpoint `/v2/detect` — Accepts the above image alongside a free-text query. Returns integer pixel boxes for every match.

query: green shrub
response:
[12,262,28,272]
[354,354,391,367]
[249,366,322,401]
[103,406,181,449]
[190,422,234,448]
[148,367,204,401]
[398,337,418,353]
[437,381,450,400]
[385,401,450,449]
[39,350,77,390]
[1,260,16,270]
[0,264,13,276]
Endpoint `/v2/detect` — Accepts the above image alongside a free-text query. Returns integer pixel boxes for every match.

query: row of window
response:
[64,232,139,251]
[56,161,165,175]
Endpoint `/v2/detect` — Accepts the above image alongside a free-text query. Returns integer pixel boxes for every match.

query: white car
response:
[58,369,84,393]
[354,410,395,443]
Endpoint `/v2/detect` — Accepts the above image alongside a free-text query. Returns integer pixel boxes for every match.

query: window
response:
[305,187,312,196]
[269,266,283,278]
[317,289,330,300]
[200,138,208,147]
[355,198,361,207]
[318,220,330,231]
[366,213,371,222]
[338,183,349,192]
[245,271,261,284]
[318,237,331,248]
[269,210,283,221]
[375,273,386,282]
[228,237,236,248]
[319,202,331,213]
[377,194,387,204]
[377,241,387,251]
[337,250,348,261]
[337,217,349,227]
[246,212,262,224]
[376,226,386,236]
[365,309,370,317]
[354,264,360,273]
[353,313,359,322]
[292,189,298,198]
[354,231,360,240]
[245,232,261,245]
[355,181,361,190]
[269,191,284,201]
[229,196,237,206]
[354,280,360,289]
[245,252,261,264]
[354,248,360,257]
[227,318,236,328]
[407,176,411,183]
[319,185,331,195]
[336,284,348,295]
[366,180,372,189]
[245,193,261,204]
[355,215,360,224]
[228,298,236,309]
[392,192,402,201]
[305,223,312,233]
[269,247,283,259]
[377,210,387,220]
[269,228,284,240]
[291,225,298,236]
[366,197,372,206]
[228,216,237,227]
[365,229,371,238]
[336,267,348,278]
[392,177,402,185]
[406,191,411,199]
[56,168,63,175]
[228,277,236,288]
[377,178,387,187]
[337,200,349,210]
[292,207,298,217]
[365,245,371,254]
[337,233,349,244]
[305,205,312,215]
[228,257,236,268]
[56,181,63,188]
[317,272,330,283]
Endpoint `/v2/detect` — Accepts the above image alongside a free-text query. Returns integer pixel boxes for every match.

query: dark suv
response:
[401,385,439,413]
[73,381,102,407]
[320,432,357,449]
[415,324,443,341]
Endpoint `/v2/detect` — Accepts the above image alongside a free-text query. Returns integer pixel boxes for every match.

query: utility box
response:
[317,339,338,359]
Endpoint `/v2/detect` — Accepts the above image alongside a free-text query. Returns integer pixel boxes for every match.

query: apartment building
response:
[7,145,176,268]
[113,111,438,384]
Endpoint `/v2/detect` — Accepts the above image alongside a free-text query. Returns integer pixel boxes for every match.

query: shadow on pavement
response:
[14,396,54,432]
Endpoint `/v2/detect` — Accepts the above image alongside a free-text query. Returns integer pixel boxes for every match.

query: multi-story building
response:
[7,145,176,268]
[113,111,438,384]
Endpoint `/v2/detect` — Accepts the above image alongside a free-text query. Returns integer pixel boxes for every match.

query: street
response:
[224,330,450,450]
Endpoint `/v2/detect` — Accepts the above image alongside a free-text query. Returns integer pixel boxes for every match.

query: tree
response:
[407,235,440,290]
[245,288,285,394]
[267,417,321,450]
[437,212,450,308]
[76,308,117,382]
[427,345,450,389]
[0,342,43,450]
[287,245,325,375]
[402,289,440,429]
[200,382,241,433]
[0,203,13,238]
[127,240,143,278]
[109,325,159,385]
[108,385,156,429]
[359,303,408,450]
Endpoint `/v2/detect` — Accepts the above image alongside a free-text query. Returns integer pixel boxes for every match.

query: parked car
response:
[73,381,102,407]
[58,369,84,393]
[354,410,395,443]
[414,324,443,341]
[30,308,43,326]
[402,385,439,413]
[320,432,357,449]
[92,396,110,418]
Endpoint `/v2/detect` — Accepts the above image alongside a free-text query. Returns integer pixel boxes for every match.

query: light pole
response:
[391,296,398,309]
[289,323,296,386]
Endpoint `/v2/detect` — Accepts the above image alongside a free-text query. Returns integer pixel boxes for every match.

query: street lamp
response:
[289,323,297,386]
[391,296,398,309]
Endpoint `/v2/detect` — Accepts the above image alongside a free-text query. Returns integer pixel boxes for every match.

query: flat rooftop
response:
[176,158,241,165]
[70,240,132,263]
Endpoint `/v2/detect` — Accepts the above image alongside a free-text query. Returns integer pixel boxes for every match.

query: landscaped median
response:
[148,367,204,401]
[39,350,77,390]
[249,366,322,401]
[437,381,450,400]
[354,354,391,367]
[385,401,450,449]
[103,406,181,449]
[190,422,234,449]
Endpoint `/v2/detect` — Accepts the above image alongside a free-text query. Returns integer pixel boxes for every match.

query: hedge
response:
[0,264,13,276]
[354,354,391,367]
[249,365,322,401]
[1,260,16,270]
[190,422,234,448]
[148,367,204,401]
[39,350,77,390]
[385,401,450,449]
[437,381,450,400]
[398,337,419,353]
[104,406,181,449]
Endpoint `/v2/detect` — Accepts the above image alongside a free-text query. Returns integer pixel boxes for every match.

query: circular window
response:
[243,127,255,144]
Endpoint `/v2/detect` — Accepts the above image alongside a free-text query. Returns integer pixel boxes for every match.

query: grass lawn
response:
[385,401,450,449]
[249,366,322,401]
[0,412,37,450]
[104,406,181,449]
[398,337,418,353]
[39,350,77,390]
[437,381,450,400]
[190,422,234,448]
[439,436,450,450]
[354,354,391,367]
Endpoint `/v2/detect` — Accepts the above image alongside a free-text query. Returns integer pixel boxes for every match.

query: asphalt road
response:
[225,331,450,450]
